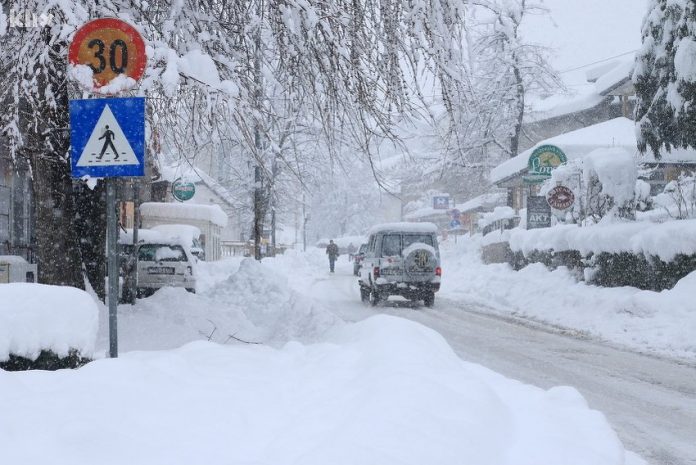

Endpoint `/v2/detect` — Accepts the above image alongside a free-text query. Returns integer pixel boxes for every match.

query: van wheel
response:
[360,286,370,303]
[370,287,383,307]
[423,292,435,308]
[186,288,196,294]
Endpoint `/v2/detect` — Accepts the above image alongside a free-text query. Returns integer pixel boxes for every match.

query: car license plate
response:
[148,266,175,275]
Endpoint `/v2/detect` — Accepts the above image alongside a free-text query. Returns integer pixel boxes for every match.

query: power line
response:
[559,50,638,74]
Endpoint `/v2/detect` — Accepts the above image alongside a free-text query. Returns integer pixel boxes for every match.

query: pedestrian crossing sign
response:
[70,97,145,178]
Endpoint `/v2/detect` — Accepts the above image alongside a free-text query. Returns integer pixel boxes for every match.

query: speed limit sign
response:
[68,18,147,93]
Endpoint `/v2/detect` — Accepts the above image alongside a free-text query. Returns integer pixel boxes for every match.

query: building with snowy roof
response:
[140,202,228,261]
[491,116,696,211]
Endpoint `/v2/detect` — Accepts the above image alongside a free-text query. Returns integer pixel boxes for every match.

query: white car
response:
[135,242,197,297]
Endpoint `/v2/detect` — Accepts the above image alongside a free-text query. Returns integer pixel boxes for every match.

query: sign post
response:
[69,18,147,358]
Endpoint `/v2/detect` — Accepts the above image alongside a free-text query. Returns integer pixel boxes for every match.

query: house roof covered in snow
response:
[458,192,507,214]
[491,117,638,186]
[140,202,228,227]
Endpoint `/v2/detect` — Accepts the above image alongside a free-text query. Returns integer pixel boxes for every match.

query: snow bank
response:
[508,219,696,261]
[1,315,632,465]
[107,255,340,352]
[441,238,696,359]
[0,284,98,361]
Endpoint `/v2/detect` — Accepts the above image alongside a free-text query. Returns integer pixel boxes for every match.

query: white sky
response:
[521,0,649,88]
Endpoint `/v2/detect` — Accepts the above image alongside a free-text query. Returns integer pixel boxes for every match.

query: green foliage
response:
[635,0,696,157]
[0,350,91,372]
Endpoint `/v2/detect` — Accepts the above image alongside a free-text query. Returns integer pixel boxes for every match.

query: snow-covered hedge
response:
[0,284,98,370]
[509,219,696,262]
[506,220,696,290]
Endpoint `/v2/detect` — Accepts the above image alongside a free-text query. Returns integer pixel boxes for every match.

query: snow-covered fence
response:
[0,284,98,370]
[505,219,696,290]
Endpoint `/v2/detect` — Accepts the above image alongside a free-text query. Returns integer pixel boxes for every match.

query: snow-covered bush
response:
[583,148,637,221]
[0,284,98,370]
[654,172,696,219]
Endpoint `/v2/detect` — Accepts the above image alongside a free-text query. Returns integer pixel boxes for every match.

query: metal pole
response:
[106,178,118,358]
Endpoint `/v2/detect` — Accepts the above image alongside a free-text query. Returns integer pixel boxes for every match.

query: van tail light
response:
[373,266,380,278]
[435,266,442,277]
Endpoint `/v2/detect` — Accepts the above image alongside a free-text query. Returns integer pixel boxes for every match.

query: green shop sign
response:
[524,145,567,184]
[171,178,196,202]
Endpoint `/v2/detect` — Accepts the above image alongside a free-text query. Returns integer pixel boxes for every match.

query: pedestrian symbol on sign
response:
[75,104,139,167]
[98,125,119,160]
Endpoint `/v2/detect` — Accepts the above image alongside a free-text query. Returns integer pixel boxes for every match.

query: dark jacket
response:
[326,243,339,259]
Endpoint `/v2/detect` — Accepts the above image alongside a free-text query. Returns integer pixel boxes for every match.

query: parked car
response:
[135,242,197,297]
[352,243,368,276]
[358,223,441,307]
[151,224,205,261]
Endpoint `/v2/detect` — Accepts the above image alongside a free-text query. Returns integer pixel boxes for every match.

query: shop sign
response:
[546,185,575,210]
[527,196,551,229]
[172,178,196,202]
[524,145,567,184]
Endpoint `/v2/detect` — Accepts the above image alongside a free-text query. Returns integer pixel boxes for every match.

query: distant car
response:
[358,223,441,307]
[135,242,197,298]
[352,243,367,276]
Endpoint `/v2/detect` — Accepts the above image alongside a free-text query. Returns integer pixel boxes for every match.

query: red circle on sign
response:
[546,186,575,210]
[68,18,147,92]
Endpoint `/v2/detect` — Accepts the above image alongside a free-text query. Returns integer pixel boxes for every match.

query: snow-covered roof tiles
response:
[140,202,228,227]
[491,117,638,185]
[595,58,634,96]
[525,91,606,123]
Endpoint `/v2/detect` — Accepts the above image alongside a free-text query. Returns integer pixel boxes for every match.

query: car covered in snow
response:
[119,229,197,299]
[358,223,441,307]
[135,242,197,297]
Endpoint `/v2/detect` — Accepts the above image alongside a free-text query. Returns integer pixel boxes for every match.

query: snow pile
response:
[508,219,696,261]
[440,238,696,359]
[0,316,635,465]
[107,255,340,352]
[0,284,98,361]
[208,258,340,344]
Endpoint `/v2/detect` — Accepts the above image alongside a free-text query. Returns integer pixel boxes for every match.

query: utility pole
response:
[302,192,308,252]
[253,0,264,261]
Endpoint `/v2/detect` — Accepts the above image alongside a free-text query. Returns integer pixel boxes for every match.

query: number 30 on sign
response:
[68,18,147,93]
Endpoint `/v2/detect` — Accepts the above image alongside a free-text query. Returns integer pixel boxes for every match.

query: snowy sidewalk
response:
[439,237,696,361]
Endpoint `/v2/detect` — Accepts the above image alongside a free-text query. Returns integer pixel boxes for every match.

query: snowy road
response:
[317,261,696,465]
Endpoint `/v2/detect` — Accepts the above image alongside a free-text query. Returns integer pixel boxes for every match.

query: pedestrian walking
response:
[326,240,339,273]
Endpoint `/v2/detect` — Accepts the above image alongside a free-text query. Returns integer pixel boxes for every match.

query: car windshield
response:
[138,244,187,262]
